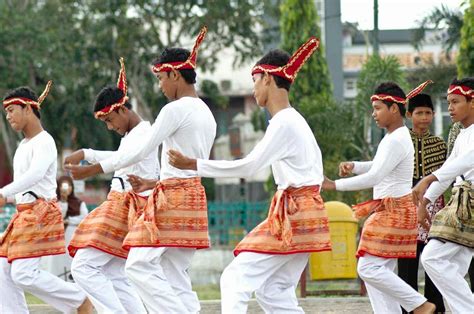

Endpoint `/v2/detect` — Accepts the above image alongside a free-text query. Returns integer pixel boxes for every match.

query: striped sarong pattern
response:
[353,194,418,258]
[234,185,332,256]
[68,191,145,258]
[123,177,209,250]
[0,200,65,262]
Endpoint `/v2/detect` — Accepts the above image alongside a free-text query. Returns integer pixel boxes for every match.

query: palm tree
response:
[412,4,464,57]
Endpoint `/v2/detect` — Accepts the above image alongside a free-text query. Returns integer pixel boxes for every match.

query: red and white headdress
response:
[251,37,320,83]
[95,57,128,118]
[447,84,473,99]
[3,81,53,110]
[151,26,207,74]
[370,80,433,106]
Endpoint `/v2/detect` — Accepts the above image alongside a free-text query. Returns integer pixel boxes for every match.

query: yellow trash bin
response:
[309,201,358,280]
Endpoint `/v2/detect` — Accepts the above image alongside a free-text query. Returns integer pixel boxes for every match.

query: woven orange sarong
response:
[0,200,65,263]
[353,194,417,258]
[234,185,331,256]
[123,177,209,250]
[68,190,146,259]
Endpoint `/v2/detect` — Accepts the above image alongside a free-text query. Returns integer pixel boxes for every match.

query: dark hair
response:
[56,175,83,217]
[152,48,196,84]
[451,77,474,89]
[3,86,41,118]
[255,49,291,91]
[374,82,406,116]
[407,93,433,113]
[93,86,131,113]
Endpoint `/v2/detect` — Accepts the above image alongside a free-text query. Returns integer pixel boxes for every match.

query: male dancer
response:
[64,58,156,313]
[413,77,474,313]
[67,27,217,313]
[399,92,446,313]
[323,81,436,313]
[0,82,91,313]
[168,37,332,313]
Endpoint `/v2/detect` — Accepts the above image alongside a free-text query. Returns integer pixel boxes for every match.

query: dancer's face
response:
[98,109,128,136]
[156,71,177,101]
[4,104,29,132]
[407,106,434,130]
[252,73,269,107]
[447,93,473,125]
[371,100,392,128]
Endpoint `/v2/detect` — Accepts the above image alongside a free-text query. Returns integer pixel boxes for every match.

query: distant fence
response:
[208,201,268,246]
[0,204,15,233]
[1,201,270,247]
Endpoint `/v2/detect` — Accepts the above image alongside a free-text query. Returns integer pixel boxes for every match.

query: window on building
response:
[346,79,355,91]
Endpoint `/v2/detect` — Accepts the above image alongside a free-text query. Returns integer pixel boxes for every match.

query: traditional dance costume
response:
[194,37,331,313]
[421,83,474,313]
[335,82,434,313]
[99,28,217,314]
[68,59,158,313]
[0,83,87,313]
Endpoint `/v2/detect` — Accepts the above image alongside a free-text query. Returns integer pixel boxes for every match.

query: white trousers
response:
[71,247,146,314]
[125,247,200,314]
[357,254,427,313]
[421,239,474,313]
[0,257,85,314]
[220,252,309,314]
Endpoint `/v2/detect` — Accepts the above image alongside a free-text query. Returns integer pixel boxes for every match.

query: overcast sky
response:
[340,0,465,30]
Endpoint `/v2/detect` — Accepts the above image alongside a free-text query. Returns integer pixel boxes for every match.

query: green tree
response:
[280,0,332,104]
[413,4,464,57]
[457,0,474,77]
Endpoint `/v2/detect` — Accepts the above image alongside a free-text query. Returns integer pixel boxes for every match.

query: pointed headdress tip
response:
[189,26,208,66]
[284,36,321,81]
[406,80,434,100]
[37,80,53,107]
[117,57,127,96]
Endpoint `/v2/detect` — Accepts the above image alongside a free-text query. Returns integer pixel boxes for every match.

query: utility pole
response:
[373,0,379,56]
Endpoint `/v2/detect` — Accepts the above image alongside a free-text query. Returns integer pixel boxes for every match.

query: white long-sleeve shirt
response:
[425,124,474,202]
[84,121,160,196]
[197,107,324,190]
[432,150,474,183]
[0,131,57,204]
[100,97,216,180]
[335,126,414,199]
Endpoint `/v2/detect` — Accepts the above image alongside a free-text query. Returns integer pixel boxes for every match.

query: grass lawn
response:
[26,293,44,304]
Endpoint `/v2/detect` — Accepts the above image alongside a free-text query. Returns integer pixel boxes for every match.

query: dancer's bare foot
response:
[413,301,436,314]
[77,297,93,314]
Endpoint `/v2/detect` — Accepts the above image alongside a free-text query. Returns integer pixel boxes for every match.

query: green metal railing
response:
[1,201,270,247]
[208,201,269,246]
[0,204,15,233]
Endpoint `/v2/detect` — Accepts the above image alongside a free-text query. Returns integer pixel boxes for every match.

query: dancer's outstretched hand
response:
[63,149,85,167]
[412,176,432,207]
[322,176,336,191]
[127,175,157,193]
[338,162,354,177]
[64,164,102,180]
[168,150,197,170]
[417,199,432,231]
